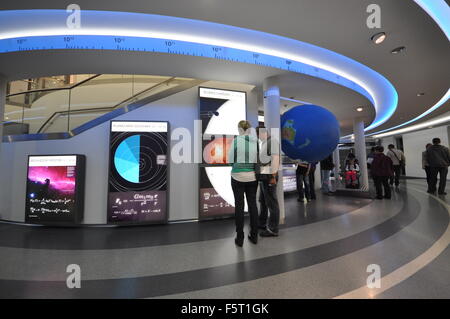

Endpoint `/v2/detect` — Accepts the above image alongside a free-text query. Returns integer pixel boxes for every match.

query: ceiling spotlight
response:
[356,107,364,112]
[391,46,406,54]
[371,32,386,44]
[417,92,425,96]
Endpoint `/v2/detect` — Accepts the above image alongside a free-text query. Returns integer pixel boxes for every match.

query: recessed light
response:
[371,32,386,44]
[417,92,425,96]
[391,46,406,54]
[356,107,364,112]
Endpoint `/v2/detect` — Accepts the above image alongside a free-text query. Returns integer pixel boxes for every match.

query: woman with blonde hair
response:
[228,120,259,247]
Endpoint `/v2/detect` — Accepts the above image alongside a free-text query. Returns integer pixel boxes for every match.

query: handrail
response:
[6,74,102,98]
[3,79,206,142]
[36,77,177,133]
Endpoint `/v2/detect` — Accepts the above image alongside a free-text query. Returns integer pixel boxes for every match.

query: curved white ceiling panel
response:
[0,10,398,131]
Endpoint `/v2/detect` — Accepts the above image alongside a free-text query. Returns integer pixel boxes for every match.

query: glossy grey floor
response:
[0,180,449,299]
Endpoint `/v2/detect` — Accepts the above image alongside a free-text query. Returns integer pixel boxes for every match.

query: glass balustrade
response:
[2,74,196,136]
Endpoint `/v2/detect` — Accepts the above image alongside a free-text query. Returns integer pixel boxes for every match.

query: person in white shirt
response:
[386,144,406,187]
[256,126,280,237]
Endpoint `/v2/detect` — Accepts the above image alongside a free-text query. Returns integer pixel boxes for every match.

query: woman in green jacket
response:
[228,120,259,247]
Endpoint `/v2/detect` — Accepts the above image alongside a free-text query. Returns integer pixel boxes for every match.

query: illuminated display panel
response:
[25,155,86,224]
[108,121,169,224]
[199,88,246,219]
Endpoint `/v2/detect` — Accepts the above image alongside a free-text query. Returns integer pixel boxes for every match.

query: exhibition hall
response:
[0,0,449,303]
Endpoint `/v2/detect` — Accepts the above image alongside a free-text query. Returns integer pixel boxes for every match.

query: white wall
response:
[381,125,450,178]
[381,136,395,153]
[0,82,258,224]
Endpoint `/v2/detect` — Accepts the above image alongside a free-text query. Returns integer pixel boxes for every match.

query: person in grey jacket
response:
[426,138,450,195]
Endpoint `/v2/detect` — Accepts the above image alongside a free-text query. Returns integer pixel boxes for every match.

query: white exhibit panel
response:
[200,87,246,136]
[28,155,77,167]
[199,87,248,219]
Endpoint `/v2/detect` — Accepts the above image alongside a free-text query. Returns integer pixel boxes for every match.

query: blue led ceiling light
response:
[0,9,398,132]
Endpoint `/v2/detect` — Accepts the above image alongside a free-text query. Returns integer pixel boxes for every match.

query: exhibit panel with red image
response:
[199,87,247,219]
[25,155,86,224]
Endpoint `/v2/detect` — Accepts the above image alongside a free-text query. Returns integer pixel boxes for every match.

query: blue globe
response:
[280,105,340,162]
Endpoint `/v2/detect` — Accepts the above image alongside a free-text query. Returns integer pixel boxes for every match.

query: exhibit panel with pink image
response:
[25,155,86,224]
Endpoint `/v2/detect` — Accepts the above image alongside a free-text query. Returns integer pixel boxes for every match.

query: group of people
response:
[364,138,450,199]
[228,119,450,247]
[294,154,335,202]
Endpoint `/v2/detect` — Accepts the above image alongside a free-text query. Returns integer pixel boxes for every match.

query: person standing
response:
[295,159,311,202]
[386,144,406,187]
[426,138,450,195]
[228,120,259,247]
[308,162,317,200]
[256,126,281,237]
[320,154,335,195]
[371,146,394,199]
[422,143,432,193]
[367,147,376,169]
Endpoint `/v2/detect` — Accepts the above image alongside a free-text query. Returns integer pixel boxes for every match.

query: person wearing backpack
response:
[386,144,406,187]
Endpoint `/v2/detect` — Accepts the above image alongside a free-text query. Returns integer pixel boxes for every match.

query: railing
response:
[2,74,198,138]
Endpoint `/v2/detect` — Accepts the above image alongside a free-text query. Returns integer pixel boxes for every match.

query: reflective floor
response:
[0,179,449,299]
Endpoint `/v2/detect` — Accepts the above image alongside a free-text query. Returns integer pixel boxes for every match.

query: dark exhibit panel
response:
[108,121,169,224]
[25,154,86,224]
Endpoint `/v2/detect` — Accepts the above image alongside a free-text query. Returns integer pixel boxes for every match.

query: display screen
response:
[199,88,246,219]
[199,87,246,136]
[25,155,85,224]
[202,136,235,165]
[199,166,235,219]
[108,121,169,224]
[283,164,297,192]
[199,87,246,165]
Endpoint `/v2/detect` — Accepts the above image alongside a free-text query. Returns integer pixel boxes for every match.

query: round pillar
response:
[262,78,285,223]
[353,118,369,191]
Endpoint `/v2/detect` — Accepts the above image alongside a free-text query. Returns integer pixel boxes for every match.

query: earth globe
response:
[280,105,340,162]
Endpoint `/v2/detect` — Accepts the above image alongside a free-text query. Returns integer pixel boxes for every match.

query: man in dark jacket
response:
[371,146,394,200]
[320,154,335,195]
[426,138,450,195]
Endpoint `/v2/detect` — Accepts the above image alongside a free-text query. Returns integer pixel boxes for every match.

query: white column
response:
[332,146,340,190]
[263,78,285,224]
[0,75,6,155]
[353,118,369,191]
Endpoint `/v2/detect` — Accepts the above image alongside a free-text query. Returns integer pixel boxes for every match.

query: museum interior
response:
[0,0,449,299]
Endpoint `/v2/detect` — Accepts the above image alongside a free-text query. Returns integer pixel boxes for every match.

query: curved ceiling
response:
[0,0,449,136]
[0,9,397,134]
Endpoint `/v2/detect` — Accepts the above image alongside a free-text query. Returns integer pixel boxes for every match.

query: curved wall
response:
[0,82,259,224]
